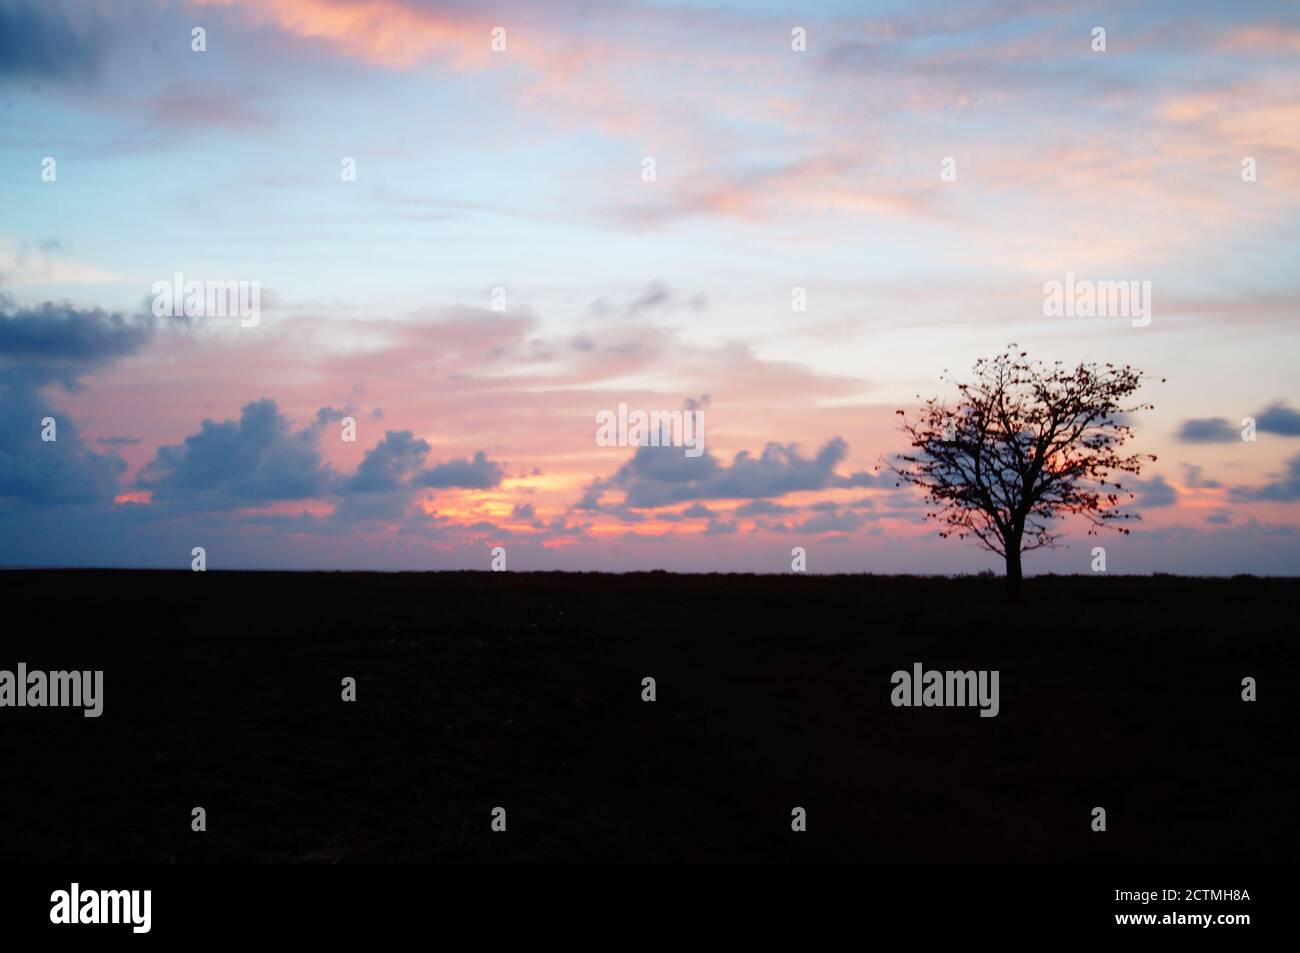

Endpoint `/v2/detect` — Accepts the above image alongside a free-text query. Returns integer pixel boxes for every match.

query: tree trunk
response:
[1005,546,1023,602]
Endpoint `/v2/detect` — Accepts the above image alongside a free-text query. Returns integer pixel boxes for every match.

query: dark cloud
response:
[682,503,714,518]
[137,399,331,506]
[572,492,648,524]
[511,502,535,519]
[315,405,350,425]
[1176,402,1300,444]
[1256,402,1300,437]
[330,432,506,527]
[125,396,505,519]
[0,297,153,391]
[1174,417,1239,444]
[794,509,867,534]
[1232,453,1300,503]
[0,1,106,83]
[1134,475,1178,508]
[415,451,505,490]
[0,397,124,505]
[1181,464,1222,489]
[831,469,886,488]
[545,517,588,538]
[329,486,420,523]
[589,436,854,509]
[344,430,430,493]
[735,499,793,516]
[0,297,155,506]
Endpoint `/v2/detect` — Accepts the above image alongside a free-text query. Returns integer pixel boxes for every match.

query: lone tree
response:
[892,346,1156,597]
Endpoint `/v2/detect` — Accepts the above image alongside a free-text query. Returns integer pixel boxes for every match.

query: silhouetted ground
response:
[0,570,1295,863]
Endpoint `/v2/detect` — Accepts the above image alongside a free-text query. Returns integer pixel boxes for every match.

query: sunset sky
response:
[2,0,1298,573]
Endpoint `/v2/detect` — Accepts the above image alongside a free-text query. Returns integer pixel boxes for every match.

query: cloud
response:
[0,297,154,391]
[584,436,859,510]
[0,1,105,82]
[612,154,942,229]
[415,450,505,490]
[149,89,271,130]
[793,508,868,534]
[0,297,155,506]
[585,281,707,321]
[1232,453,1300,503]
[1174,417,1240,443]
[1256,402,1300,437]
[831,469,887,488]
[1182,464,1222,489]
[344,430,430,493]
[196,0,499,71]
[137,399,332,506]
[131,405,506,522]
[315,405,350,425]
[0,240,122,286]
[735,499,793,517]
[0,397,124,505]
[333,431,505,526]
[1134,475,1178,508]
[1177,402,1300,444]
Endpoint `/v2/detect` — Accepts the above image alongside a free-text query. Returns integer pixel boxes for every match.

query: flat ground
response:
[0,570,1295,863]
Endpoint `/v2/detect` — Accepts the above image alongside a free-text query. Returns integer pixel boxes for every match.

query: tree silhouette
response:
[892,346,1157,598]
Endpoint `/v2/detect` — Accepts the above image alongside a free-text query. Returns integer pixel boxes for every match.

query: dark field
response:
[1,570,1295,863]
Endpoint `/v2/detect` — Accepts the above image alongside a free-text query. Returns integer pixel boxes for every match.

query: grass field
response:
[1,570,1295,863]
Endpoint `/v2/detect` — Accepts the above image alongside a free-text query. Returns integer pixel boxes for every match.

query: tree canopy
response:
[892,346,1157,593]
